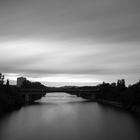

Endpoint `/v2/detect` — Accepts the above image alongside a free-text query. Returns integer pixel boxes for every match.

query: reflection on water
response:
[40,92,86,103]
[0,92,140,140]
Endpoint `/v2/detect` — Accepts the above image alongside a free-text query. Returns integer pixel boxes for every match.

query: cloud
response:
[0,0,140,42]
[0,0,140,85]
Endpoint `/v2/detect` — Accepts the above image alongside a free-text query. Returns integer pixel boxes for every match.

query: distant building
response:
[17,77,26,88]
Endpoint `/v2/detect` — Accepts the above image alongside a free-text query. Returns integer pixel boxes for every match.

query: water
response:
[0,92,140,140]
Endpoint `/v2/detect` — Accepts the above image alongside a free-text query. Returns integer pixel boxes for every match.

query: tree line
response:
[96,79,140,110]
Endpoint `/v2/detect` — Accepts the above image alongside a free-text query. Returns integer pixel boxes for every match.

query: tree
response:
[0,73,4,85]
[6,79,10,86]
[117,79,126,90]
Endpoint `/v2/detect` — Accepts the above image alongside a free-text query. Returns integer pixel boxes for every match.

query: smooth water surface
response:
[0,92,140,140]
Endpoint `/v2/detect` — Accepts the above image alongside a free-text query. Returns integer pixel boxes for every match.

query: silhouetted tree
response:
[21,79,46,89]
[6,79,10,86]
[0,73,4,85]
[111,82,117,88]
[117,79,126,91]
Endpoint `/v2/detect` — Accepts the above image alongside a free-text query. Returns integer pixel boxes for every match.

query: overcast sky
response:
[0,0,140,86]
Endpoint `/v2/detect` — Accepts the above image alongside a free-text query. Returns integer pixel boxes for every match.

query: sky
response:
[0,0,140,86]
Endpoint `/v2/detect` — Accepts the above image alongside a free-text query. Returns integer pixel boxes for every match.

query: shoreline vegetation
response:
[95,80,140,114]
[0,73,140,114]
[0,73,47,113]
[0,86,23,111]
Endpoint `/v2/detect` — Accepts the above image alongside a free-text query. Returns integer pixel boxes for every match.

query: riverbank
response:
[0,86,25,113]
[97,99,140,114]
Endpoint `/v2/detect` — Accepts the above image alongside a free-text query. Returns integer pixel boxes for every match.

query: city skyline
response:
[0,0,140,86]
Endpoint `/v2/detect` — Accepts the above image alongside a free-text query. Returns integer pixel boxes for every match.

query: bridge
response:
[19,88,100,104]
[45,87,99,99]
[20,89,47,103]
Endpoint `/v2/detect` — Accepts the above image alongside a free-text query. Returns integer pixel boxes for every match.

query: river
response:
[0,92,140,140]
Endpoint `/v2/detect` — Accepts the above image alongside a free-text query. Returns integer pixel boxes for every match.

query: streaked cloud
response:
[0,0,140,85]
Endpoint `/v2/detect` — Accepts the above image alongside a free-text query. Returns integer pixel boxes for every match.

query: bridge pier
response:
[20,89,47,104]
[24,94,31,104]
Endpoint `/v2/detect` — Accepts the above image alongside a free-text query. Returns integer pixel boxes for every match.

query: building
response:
[17,77,26,88]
